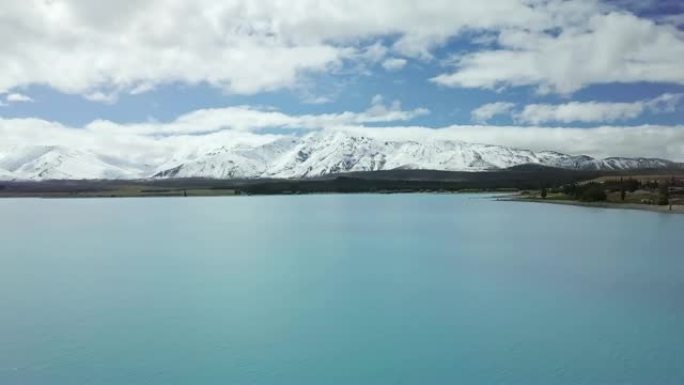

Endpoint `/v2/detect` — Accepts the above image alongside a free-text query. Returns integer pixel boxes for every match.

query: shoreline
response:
[0,190,505,200]
[2,189,682,215]
[501,197,684,214]
[2,168,681,201]
[0,189,680,214]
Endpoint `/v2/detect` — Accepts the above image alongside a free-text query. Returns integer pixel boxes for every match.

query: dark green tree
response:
[541,187,548,199]
[562,183,577,197]
[657,182,670,206]
[624,178,640,192]
[579,183,607,202]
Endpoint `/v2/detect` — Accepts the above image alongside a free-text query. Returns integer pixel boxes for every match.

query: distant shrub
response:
[579,183,607,202]
[644,180,659,190]
[604,178,640,193]
[561,183,578,197]
[624,178,640,192]
[658,183,670,206]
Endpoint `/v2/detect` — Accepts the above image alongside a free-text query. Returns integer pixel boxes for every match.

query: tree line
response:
[556,177,677,205]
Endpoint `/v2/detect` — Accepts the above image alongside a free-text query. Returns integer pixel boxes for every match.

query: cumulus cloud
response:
[0,98,429,166]
[5,93,34,103]
[432,12,684,94]
[471,102,516,123]
[516,93,683,124]
[82,96,429,136]
[518,102,644,124]
[647,93,684,113]
[0,1,681,165]
[382,58,408,71]
[1,0,654,99]
[1,106,681,163]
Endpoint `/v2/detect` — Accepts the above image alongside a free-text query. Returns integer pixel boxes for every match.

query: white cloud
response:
[84,97,429,136]
[471,102,516,123]
[5,93,34,103]
[432,12,684,94]
[516,93,683,124]
[382,58,407,71]
[0,99,429,166]
[0,1,680,99]
[0,106,681,163]
[302,95,334,105]
[647,93,684,113]
[0,0,605,99]
[518,102,643,124]
[84,91,118,104]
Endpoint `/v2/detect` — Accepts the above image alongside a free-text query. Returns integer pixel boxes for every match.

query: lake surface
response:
[1,194,683,385]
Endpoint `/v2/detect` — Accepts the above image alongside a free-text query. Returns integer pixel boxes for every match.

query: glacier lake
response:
[1,194,683,385]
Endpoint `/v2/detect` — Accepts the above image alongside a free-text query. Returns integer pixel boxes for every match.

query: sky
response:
[0,0,683,161]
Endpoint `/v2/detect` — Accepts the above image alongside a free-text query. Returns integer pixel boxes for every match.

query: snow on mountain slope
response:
[0,131,676,181]
[153,137,298,179]
[532,152,673,170]
[154,131,677,179]
[599,157,674,170]
[0,168,14,181]
[0,146,144,180]
[264,132,554,177]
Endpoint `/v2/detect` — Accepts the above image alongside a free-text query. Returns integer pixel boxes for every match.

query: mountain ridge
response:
[0,131,677,181]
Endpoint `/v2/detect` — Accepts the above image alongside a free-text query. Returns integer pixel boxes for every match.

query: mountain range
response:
[0,131,677,181]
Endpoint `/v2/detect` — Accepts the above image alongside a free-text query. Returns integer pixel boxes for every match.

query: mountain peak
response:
[0,134,676,181]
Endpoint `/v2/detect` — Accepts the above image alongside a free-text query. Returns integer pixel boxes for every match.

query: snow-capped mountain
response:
[153,131,676,179]
[0,146,145,181]
[0,131,677,181]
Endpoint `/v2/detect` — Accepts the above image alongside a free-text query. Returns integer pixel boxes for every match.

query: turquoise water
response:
[0,194,683,385]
